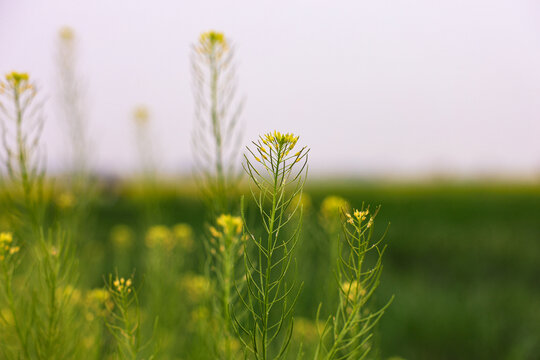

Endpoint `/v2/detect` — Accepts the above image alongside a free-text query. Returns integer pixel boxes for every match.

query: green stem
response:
[210,52,226,213]
[13,87,40,233]
[261,146,282,360]
[1,261,30,359]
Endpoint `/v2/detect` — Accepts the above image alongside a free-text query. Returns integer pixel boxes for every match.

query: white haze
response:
[1,0,539,178]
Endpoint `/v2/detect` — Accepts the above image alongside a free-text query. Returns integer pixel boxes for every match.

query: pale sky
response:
[1,0,539,177]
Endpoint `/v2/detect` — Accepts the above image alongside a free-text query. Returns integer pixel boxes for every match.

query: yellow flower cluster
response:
[6,72,28,85]
[253,131,306,165]
[216,214,243,235]
[145,225,175,250]
[346,208,373,228]
[262,131,299,151]
[197,31,228,59]
[173,223,194,251]
[56,191,75,210]
[292,317,319,344]
[59,26,74,41]
[133,105,149,126]
[289,193,311,215]
[320,196,350,221]
[0,232,19,261]
[341,280,366,302]
[110,224,134,249]
[0,72,33,95]
[85,288,114,320]
[113,277,132,294]
[180,274,211,303]
[209,214,244,254]
[145,224,195,252]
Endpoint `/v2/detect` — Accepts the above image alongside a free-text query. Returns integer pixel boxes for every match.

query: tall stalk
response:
[315,207,393,360]
[191,31,243,216]
[234,131,308,359]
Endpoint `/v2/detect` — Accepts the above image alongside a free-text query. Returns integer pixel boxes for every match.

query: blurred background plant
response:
[191,31,244,217]
[0,72,46,235]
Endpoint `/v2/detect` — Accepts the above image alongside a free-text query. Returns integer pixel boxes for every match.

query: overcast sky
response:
[1,0,539,177]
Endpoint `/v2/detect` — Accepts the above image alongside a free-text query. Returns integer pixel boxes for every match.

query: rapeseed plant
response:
[314,206,393,360]
[106,274,145,359]
[0,72,105,359]
[234,131,308,359]
[132,105,162,225]
[0,72,79,359]
[191,31,244,215]
[319,195,352,310]
[207,213,246,358]
[56,27,97,252]
[0,71,45,233]
[0,32,396,359]
[56,26,90,180]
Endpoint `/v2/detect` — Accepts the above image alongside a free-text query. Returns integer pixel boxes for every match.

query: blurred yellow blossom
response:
[320,196,350,221]
[341,280,366,302]
[110,224,134,249]
[133,105,149,126]
[173,223,194,252]
[146,225,176,250]
[0,308,14,326]
[56,191,75,210]
[0,232,13,244]
[216,214,243,236]
[86,288,113,319]
[0,231,19,261]
[59,26,74,41]
[180,274,211,303]
[289,193,311,215]
[292,317,319,344]
[197,31,228,59]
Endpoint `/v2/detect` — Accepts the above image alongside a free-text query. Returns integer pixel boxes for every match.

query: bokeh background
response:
[1,1,539,359]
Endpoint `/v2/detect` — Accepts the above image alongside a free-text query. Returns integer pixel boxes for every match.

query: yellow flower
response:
[197,31,228,58]
[145,225,176,250]
[367,218,374,228]
[56,191,75,210]
[112,276,133,293]
[320,196,350,221]
[59,26,74,41]
[261,131,299,151]
[1,72,34,96]
[180,274,211,303]
[173,223,194,252]
[110,224,134,249]
[0,232,13,244]
[133,105,149,125]
[6,71,29,86]
[288,193,311,215]
[86,288,113,317]
[341,280,366,302]
[209,226,221,238]
[9,246,20,255]
[292,317,319,344]
[216,214,243,236]
[0,232,19,260]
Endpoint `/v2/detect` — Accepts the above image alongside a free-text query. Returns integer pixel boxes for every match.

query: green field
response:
[69,180,540,360]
